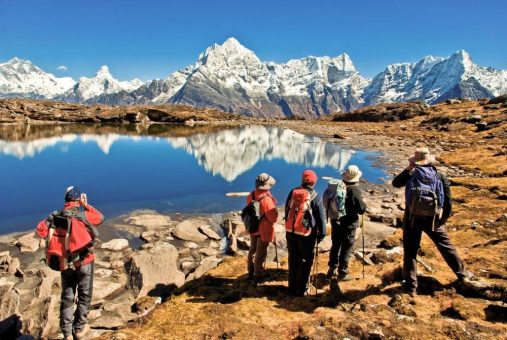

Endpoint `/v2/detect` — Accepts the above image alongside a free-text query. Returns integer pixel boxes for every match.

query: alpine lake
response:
[0,123,386,234]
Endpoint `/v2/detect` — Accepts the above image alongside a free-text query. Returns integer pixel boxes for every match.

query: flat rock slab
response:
[15,232,39,252]
[172,220,208,243]
[126,211,172,229]
[93,279,123,302]
[101,239,129,252]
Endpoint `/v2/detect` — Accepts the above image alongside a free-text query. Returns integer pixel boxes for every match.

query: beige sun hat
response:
[255,173,276,190]
[341,165,362,183]
[408,146,435,165]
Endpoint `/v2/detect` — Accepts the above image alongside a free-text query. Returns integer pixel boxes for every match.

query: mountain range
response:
[1,38,506,118]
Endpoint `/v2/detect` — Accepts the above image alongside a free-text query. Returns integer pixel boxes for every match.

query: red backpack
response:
[285,188,317,236]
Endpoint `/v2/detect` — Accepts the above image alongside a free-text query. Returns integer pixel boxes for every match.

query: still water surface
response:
[0,124,386,233]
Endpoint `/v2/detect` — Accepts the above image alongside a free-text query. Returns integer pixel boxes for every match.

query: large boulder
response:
[101,238,129,252]
[127,242,185,298]
[172,220,208,243]
[15,233,39,252]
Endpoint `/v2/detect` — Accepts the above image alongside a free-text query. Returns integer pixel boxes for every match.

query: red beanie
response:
[302,170,317,185]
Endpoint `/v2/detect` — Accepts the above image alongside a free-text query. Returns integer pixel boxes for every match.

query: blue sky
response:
[1,0,505,81]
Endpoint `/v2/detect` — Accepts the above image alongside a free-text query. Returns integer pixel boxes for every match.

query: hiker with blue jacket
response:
[393,146,472,295]
[324,165,367,280]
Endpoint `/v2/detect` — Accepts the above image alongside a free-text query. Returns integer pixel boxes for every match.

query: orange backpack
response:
[285,188,317,236]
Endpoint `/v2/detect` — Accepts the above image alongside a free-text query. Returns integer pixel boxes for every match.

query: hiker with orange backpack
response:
[36,187,104,340]
[325,165,367,281]
[284,170,326,296]
[393,147,473,296]
[243,173,278,282]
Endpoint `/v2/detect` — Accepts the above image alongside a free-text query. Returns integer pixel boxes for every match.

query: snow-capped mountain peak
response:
[0,57,75,99]
[64,65,143,101]
[95,65,112,78]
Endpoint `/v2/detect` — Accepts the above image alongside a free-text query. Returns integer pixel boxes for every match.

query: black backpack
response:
[241,192,267,234]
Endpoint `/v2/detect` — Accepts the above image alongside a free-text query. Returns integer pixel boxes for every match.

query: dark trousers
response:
[328,219,357,277]
[403,217,465,290]
[60,262,94,337]
[286,232,316,296]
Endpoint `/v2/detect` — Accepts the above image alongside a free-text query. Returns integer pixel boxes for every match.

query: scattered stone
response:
[198,225,222,240]
[184,242,199,249]
[111,260,125,270]
[101,239,129,252]
[90,315,124,330]
[95,259,112,269]
[464,115,482,124]
[172,220,208,243]
[133,296,161,315]
[7,257,20,275]
[15,233,39,252]
[181,261,198,272]
[87,309,102,320]
[140,230,159,243]
[93,279,123,302]
[199,247,218,257]
[446,99,461,104]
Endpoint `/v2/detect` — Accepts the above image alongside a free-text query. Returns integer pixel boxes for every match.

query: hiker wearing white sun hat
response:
[326,165,367,280]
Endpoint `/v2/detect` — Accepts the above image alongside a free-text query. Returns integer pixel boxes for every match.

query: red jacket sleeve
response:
[36,219,49,238]
[261,196,278,224]
[84,205,104,226]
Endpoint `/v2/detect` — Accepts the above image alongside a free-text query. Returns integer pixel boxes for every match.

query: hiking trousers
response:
[286,232,316,296]
[328,219,357,277]
[60,262,94,337]
[247,235,269,278]
[403,217,466,290]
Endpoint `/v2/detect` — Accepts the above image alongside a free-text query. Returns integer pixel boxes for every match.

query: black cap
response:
[65,186,81,202]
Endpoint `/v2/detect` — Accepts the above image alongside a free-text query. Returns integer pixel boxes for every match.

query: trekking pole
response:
[361,214,365,279]
[313,238,319,295]
[273,236,279,272]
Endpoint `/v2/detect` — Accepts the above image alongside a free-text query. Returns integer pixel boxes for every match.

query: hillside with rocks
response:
[0,98,238,124]
[0,97,506,339]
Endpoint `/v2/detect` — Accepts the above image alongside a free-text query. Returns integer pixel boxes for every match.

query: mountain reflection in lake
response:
[0,124,385,233]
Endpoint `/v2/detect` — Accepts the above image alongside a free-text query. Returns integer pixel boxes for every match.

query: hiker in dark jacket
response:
[393,147,472,295]
[325,165,367,280]
[285,170,326,296]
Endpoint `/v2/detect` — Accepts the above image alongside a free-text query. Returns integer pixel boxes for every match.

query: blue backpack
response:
[406,166,444,219]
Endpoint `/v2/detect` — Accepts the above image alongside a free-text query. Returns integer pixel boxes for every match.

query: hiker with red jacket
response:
[285,170,326,296]
[36,187,104,340]
[393,147,472,296]
[325,165,367,280]
[246,173,278,282]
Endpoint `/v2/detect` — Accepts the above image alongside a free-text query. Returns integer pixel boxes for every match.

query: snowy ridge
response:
[0,58,75,98]
[1,39,506,115]
[62,65,143,102]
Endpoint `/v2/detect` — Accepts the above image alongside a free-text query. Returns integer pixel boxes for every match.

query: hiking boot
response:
[337,274,353,281]
[327,267,338,278]
[458,271,476,282]
[74,324,90,339]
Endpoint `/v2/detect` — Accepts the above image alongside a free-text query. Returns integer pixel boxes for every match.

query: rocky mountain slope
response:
[1,39,505,117]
